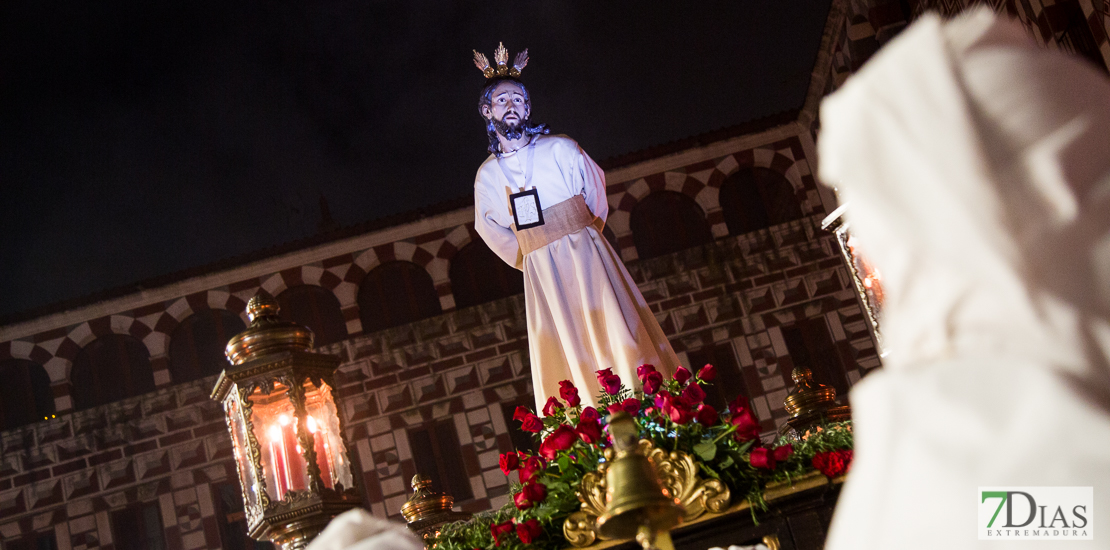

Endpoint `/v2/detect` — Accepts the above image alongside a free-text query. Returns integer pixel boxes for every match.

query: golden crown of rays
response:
[472,42,529,79]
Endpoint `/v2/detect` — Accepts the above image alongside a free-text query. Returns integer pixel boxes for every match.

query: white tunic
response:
[819,9,1110,550]
[473,134,678,409]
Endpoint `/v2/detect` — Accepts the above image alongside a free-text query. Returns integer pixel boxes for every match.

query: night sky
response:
[0,1,832,320]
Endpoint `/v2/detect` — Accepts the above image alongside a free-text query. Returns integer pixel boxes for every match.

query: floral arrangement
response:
[431,364,853,550]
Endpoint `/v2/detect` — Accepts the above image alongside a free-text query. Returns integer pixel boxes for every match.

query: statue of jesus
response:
[470,44,679,409]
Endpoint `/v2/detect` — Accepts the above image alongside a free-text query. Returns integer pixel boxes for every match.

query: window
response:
[71,335,154,410]
[718,168,803,235]
[169,310,246,385]
[0,359,54,430]
[111,501,166,550]
[449,241,524,309]
[277,286,347,346]
[685,344,749,414]
[629,191,712,260]
[357,261,442,333]
[408,420,473,501]
[215,483,275,550]
[2,531,57,550]
[781,319,849,397]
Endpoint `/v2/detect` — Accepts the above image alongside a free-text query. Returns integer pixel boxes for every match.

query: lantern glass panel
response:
[845,234,884,318]
[302,379,353,490]
[226,393,262,514]
[247,380,310,501]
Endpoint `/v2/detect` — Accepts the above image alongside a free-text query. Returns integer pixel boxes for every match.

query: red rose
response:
[642,371,663,394]
[499,452,519,475]
[513,490,533,510]
[674,366,692,385]
[513,406,533,422]
[681,382,706,404]
[515,519,543,544]
[576,418,603,444]
[653,392,668,409]
[697,364,717,382]
[522,481,547,503]
[595,368,614,381]
[749,447,775,470]
[730,408,761,442]
[519,413,543,433]
[579,406,599,424]
[620,398,641,414]
[772,444,794,462]
[662,394,694,424]
[606,403,624,415]
[812,449,853,478]
[491,521,515,546]
[599,373,622,395]
[695,403,718,426]
[518,455,545,481]
[542,396,563,417]
[727,395,749,416]
[636,363,657,381]
[559,380,581,407]
[539,425,578,459]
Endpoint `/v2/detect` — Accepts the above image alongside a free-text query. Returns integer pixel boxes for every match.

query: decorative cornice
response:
[797,0,849,130]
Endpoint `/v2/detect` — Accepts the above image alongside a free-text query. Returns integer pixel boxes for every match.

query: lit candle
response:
[268,424,288,498]
[307,416,333,488]
[279,414,306,491]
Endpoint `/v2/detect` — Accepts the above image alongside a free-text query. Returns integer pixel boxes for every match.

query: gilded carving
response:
[284,374,325,493]
[224,395,257,524]
[239,385,271,510]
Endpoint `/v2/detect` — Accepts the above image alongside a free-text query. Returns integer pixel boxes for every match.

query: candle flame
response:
[278,414,291,426]
[307,416,317,433]
[268,425,282,441]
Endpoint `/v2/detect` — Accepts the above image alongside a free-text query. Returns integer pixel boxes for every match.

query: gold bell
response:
[597,412,683,550]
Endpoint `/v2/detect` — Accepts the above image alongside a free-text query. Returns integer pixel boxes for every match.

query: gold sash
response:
[515,194,599,256]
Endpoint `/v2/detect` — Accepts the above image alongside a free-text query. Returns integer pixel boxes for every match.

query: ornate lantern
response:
[822,204,885,353]
[211,292,362,550]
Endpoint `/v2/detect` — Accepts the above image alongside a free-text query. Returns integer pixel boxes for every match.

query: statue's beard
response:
[484,112,549,155]
[493,115,527,140]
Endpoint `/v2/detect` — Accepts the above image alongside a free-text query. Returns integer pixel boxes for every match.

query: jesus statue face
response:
[482,80,531,139]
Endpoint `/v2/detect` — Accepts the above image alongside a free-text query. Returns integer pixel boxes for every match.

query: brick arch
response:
[0,340,56,378]
[353,241,436,274]
[724,148,805,193]
[62,315,148,355]
[610,173,715,262]
[613,173,717,219]
[434,223,512,311]
[255,265,334,297]
[32,314,158,407]
[348,240,451,331]
[1,339,72,412]
[152,291,249,349]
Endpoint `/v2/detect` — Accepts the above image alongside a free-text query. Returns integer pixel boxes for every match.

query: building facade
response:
[1,2,1107,549]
